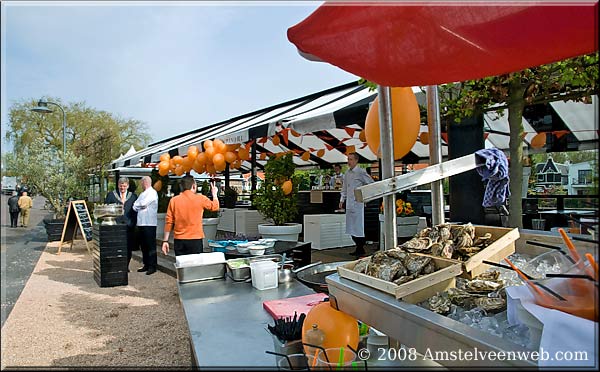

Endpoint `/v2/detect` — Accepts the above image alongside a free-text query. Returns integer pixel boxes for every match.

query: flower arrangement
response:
[380,199,415,217]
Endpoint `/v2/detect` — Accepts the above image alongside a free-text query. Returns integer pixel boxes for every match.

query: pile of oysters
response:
[423,270,507,315]
[351,249,439,285]
[399,223,494,261]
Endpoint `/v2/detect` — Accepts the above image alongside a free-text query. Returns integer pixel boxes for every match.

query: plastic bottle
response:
[304,323,325,357]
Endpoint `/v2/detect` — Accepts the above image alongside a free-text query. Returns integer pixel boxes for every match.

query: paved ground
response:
[1,194,53,327]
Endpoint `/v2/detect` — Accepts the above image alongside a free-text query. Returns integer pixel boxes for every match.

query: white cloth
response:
[505,285,597,368]
[340,166,373,237]
[132,187,158,226]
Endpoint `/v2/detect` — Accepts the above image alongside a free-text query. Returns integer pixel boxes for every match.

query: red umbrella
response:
[288,2,598,87]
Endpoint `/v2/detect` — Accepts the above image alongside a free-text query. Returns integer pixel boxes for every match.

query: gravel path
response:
[1,241,191,369]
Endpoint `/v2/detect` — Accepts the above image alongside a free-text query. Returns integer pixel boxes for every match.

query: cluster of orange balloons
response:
[157,139,251,176]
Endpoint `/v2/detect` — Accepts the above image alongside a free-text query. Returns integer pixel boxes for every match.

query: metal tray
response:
[226,258,251,282]
[175,262,226,283]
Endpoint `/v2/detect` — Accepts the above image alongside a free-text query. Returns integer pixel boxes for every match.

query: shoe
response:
[137,266,149,272]
[146,267,157,275]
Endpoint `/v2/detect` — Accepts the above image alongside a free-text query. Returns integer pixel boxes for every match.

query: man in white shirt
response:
[133,176,159,275]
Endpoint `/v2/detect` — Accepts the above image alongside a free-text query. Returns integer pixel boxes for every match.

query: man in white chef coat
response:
[339,152,374,256]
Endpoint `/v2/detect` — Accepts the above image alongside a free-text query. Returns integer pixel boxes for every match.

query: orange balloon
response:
[206,163,216,175]
[174,165,185,176]
[302,302,359,353]
[158,160,170,174]
[169,159,176,170]
[232,160,242,169]
[158,167,169,177]
[195,152,207,165]
[226,143,241,152]
[182,157,194,172]
[224,151,237,164]
[365,87,420,160]
[531,132,546,149]
[192,160,205,174]
[419,131,429,145]
[213,153,225,167]
[213,139,227,154]
[290,129,301,138]
[214,161,226,172]
[203,140,213,150]
[259,152,267,160]
[172,155,184,166]
[205,146,216,159]
[187,146,199,162]
[301,151,311,161]
[316,149,325,158]
[272,134,281,146]
[153,180,162,192]
[282,180,293,195]
[159,153,170,162]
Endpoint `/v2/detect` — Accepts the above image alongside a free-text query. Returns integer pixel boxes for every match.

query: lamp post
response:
[31,99,67,172]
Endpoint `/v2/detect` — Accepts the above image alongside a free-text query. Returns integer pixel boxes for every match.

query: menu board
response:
[58,200,92,254]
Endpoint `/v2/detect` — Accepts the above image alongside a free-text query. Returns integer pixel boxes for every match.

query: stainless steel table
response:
[177,275,314,368]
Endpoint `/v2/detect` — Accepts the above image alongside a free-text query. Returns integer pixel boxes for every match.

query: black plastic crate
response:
[93,271,128,287]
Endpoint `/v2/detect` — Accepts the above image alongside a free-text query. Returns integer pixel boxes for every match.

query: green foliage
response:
[5,138,86,218]
[252,153,299,225]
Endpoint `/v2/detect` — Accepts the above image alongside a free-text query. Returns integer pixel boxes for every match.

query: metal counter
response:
[177,275,314,368]
[327,274,537,368]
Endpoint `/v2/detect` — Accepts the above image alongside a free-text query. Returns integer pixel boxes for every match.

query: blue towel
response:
[474,148,510,208]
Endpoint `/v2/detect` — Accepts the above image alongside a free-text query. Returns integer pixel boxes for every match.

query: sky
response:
[1,1,359,155]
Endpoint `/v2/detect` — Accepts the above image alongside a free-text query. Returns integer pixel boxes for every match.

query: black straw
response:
[526,241,576,263]
[545,273,596,282]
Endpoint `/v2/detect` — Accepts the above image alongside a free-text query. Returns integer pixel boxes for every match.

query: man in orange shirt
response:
[161,176,220,256]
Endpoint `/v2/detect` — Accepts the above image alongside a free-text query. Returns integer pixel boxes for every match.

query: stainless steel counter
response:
[177,275,314,368]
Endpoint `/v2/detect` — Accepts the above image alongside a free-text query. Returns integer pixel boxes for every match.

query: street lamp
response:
[31,99,67,172]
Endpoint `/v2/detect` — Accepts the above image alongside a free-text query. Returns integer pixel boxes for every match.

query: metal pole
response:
[426,85,445,225]
[376,86,397,250]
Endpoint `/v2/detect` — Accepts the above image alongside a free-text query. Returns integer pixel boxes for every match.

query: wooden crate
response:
[447,225,519,279]
[337,254,462,302]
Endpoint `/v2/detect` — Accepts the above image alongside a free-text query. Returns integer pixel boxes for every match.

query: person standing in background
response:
[8,191,20,228]
[105,177,137,271]
[339,153,374,257]
[17,191,33,228]
[330,163,344,190]
[133,176,159,275]
[162,176,219,257]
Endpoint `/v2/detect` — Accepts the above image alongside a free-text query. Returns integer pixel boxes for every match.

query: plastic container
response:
[527,276,598,321]
[276,353,309,370]
[250,260,278,290]
[249,244,267,256]
[315,347,356,368]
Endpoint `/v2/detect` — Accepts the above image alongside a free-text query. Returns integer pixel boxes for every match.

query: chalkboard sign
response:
[58,200,92,254]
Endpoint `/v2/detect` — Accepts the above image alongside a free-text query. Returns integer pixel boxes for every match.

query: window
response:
[578,170,592,184]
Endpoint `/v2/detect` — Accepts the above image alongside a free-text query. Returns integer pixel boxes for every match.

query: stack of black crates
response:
[92,224,128,287]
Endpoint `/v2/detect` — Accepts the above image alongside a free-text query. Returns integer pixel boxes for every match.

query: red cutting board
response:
[263,293,328,319]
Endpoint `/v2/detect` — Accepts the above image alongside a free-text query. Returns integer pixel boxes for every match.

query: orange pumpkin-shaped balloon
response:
[530,132,546,149]
[224,151,237,164]
[419,131,429,145]
[358,130,366,143]
[272,134,281,146]
[153,180,162,192]
[172,155,184,166]
[203,139,213,150]
[282,180,293,195]
[187,146,199,162]
[213,139,227,154]
[159,153,170,162]
[365,87,420,160]
[302,302,359,354]
[301,151,311,161]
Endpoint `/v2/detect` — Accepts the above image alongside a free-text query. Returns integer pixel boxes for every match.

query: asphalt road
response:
[1,194,53,327]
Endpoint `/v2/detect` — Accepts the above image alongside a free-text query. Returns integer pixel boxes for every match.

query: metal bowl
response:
[93,203,123,219]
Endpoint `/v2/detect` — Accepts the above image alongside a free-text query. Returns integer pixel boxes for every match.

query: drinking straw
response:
[346,344,368,371]
[504,258,549,300]
[558,228,582,262]
[312,349,319,368]
[526,240,576,263]
[265,350,292,369]
[546,273,596,282]
[482,260,566,301]
[303,343,330,363]
[337,347,344,370]
[585,253,598,281]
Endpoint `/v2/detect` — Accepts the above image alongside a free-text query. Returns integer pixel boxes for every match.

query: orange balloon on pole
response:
[158,167,169,177]
[530,132,546,148]
[174,165,185,176]
[205,146,216,159]
[364,87,420,160]
[213,139,227,154]
[214,161,226,172]
[213,153,225,168]
[203,140,213,150]
[196,152,207,165]
[224,151,237,164]
[187,146,199,162]
[205,163,216,175]
[182,157,194,172]
[159,153,170,162]
[158,160,170,174]
[172,155,184,166]
[301,302,359,353]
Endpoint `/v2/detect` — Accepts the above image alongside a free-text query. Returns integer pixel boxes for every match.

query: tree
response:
[438,53,598,228]
[5,97,152,217]
[6,98,151,179]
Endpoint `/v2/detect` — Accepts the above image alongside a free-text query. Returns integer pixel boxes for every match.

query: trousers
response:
[138,226,157,269]
[10,211,19,227]
[20,209,31,227]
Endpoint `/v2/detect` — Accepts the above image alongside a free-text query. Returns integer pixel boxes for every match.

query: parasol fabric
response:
[287,2,598,87]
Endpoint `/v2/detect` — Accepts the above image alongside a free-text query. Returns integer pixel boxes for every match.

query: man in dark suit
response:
[105,177,138,271]
[7,191,20,228]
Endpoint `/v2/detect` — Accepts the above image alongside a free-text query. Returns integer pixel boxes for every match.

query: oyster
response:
[447,287,483,307]
[473,232,493,247]
[441,240,455,259]
[353,257,371,274]
[427,294,451,315]
[376,259,406,282]
[456,246,481,255]
[417,228,431,238]
[476,270,500,281]
[472,297,506,313]
[438,225,452,242]
[400,237,433,252]
[404,255,432,275]
[385,248,409,261]
[393,273,417,285]
[370,251,390,264]
[465,279,504,293]
[430,242,443,257]
[421,261,436,275]
[454,232,474,250]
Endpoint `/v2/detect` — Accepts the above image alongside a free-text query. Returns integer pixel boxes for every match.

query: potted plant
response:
[252,153,302,241]
[379,198,420,238]
[223,186,238,209]
[200,180,220,250]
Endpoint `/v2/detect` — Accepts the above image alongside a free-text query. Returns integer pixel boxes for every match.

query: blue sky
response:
[1,1,358,154]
